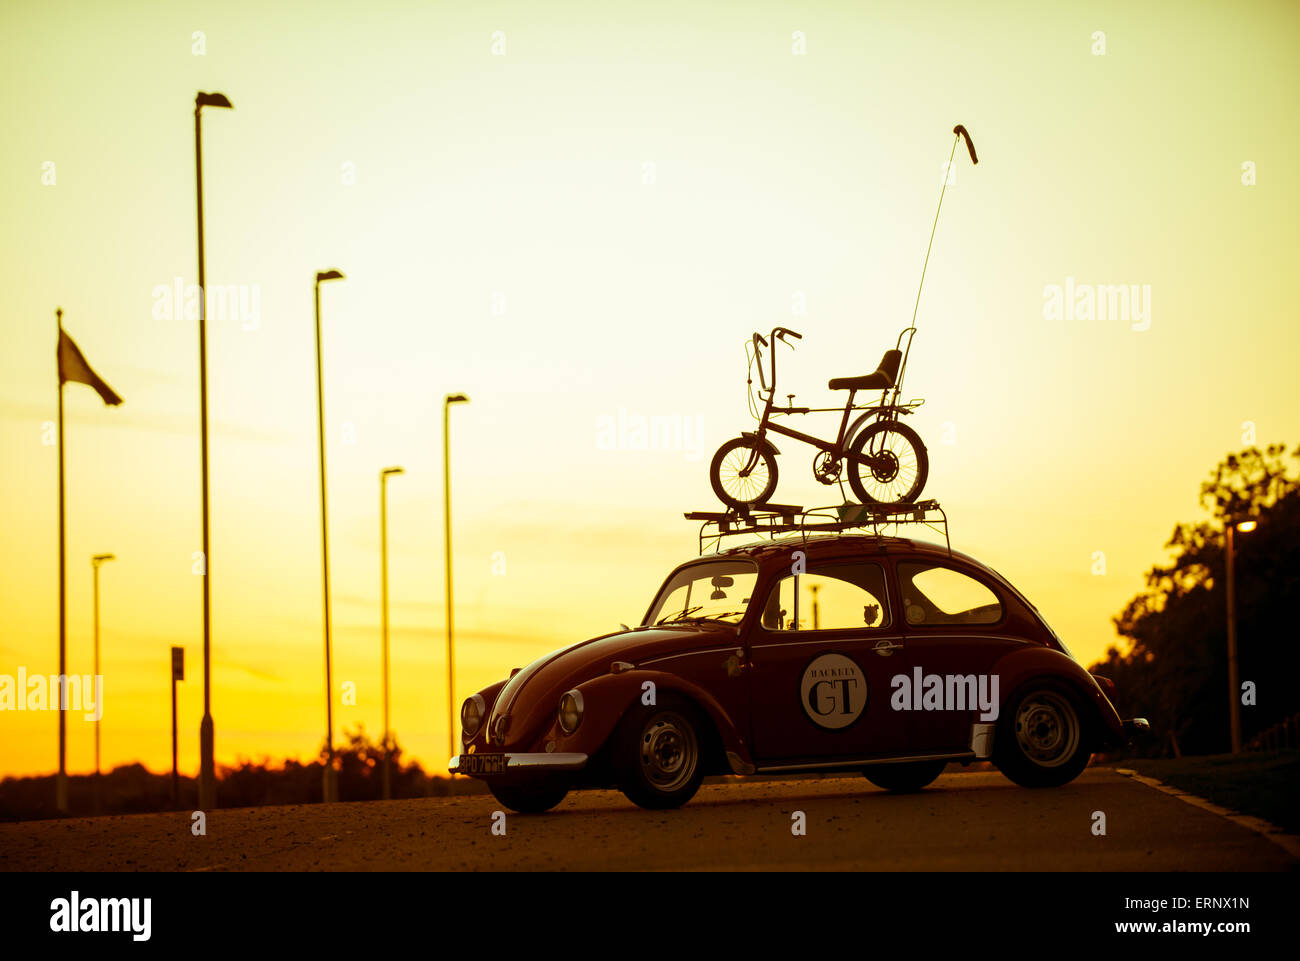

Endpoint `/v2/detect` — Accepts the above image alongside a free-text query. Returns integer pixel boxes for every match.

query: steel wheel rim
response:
[638,712,698,791]
[718,445,771,503]
[1014,691,1079,767]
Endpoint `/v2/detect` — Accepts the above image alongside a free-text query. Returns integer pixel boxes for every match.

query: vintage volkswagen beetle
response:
[450,534,1147,812]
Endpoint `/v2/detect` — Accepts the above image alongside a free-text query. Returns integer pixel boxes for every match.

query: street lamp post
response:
[443,393,469,766]
[194,90,232,814]
[91,552,115,812]
[314,269,345,802]
[379,465,404,800]
[1225,517,1256,755]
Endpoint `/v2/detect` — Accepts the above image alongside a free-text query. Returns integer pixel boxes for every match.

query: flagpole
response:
[55,307,68,815]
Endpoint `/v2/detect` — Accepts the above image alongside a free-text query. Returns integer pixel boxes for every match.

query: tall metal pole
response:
[93,560,100,780]
[380,467,403,800]
[170,645,183,808]
[56,308,68,815]
[313,270,344,801]
[381,473,390,800]
[441,395,469,764]
[171,667,179,807]
[193,95,225,814]
[314,279,334,802]
[443,402,454,765]
[1226,523,1241,754]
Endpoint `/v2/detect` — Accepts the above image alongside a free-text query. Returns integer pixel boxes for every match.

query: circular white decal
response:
[800,653,867,729]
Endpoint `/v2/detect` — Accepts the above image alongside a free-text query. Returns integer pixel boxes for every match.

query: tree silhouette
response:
[1091,444,1299,755]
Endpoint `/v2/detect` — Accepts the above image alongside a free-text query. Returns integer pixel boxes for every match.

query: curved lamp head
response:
[445,393,470,406]
[381,466,405,478]
[92,553,116,567]
[196,92,233,110]
[1236,520,1257,533]
[316,269,345,284]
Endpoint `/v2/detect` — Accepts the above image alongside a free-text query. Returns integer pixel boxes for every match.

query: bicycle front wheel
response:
[846,420,928,506]
[709,437,778,510]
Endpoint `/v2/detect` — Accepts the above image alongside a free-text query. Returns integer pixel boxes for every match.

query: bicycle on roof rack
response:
[707,124,982,513]
[708,325,929,510]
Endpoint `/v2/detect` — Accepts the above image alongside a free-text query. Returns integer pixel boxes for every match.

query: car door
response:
[894,558,1025,753]
[746,557,906,764]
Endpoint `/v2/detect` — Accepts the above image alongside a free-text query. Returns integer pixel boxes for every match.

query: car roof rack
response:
[684,499,950,557]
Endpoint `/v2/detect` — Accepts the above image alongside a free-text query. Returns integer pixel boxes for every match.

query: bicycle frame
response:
[742,327,919,475]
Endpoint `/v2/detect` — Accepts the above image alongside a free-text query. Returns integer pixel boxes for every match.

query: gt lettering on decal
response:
[800,653,867,729]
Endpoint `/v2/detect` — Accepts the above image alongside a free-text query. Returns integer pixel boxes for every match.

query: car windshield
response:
[644,560,759,626]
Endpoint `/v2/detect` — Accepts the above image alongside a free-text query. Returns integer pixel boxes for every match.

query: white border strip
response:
[1117,768,1300,860]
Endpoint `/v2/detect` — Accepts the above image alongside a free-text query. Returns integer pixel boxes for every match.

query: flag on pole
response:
[58,328,123,405]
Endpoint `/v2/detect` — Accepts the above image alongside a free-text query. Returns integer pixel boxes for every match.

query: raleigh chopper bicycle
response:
[708,325,929,510]
[707,123,980,512]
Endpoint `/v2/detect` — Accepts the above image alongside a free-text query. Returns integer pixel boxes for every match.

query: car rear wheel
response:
[995,684,1092,788]
[614,696,706,810]
[863,759,947,793]
[488,781,569,814]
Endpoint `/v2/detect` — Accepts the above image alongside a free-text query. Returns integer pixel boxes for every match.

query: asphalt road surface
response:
[2,767,1293,871]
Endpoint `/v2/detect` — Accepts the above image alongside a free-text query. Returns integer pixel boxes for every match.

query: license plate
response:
[461,753,506,776]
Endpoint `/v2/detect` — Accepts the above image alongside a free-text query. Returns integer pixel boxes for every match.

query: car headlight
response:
[558,690,584,734]
[461,694,485,740]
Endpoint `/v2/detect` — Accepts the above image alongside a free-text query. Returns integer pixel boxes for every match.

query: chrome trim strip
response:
[755,751,972,773]
[638,646,744,665]
[751,634,905,652]
[448,752,588,774]
[903,634,1032,645]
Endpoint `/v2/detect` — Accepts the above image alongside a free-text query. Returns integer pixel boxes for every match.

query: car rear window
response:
[898,562,1002,626]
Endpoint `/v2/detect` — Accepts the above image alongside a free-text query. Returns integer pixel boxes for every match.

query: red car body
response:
[450,534,1145,811]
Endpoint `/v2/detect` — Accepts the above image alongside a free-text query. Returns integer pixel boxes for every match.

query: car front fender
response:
[540,669,753,774]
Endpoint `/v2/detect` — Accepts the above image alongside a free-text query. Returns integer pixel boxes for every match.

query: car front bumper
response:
[1122,717,1150,737]
[449,752,589,777]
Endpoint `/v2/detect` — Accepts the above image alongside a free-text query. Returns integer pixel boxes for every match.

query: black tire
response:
[994,683,1092,788]
[613,695,706,810]
[709,437,778,510]
[863,760,947,793]
[488,781,569,814]
[846,420,929,506]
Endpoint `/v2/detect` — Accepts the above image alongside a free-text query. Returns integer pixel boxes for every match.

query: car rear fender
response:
[991,646,1126,748]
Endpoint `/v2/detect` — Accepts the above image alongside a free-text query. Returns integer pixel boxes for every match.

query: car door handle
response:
[872,639,903,656]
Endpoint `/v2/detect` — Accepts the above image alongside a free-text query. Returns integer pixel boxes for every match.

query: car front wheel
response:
[489,781,569,814]
[995,685,1091,788]
[614,696,706,810]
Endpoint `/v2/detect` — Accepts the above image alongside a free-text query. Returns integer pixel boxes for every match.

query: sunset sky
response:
[2,0,1297,780]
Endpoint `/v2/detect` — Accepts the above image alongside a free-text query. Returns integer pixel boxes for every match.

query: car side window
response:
[897,562,1002,626]
[761,562,890,631]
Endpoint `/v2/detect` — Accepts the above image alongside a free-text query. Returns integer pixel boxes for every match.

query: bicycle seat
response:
[828,349,902,391]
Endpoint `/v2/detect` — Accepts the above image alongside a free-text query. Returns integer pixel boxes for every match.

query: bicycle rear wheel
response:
[846,420,928,506]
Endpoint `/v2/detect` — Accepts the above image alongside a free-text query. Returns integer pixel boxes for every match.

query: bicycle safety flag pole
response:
[897,124,979,397]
